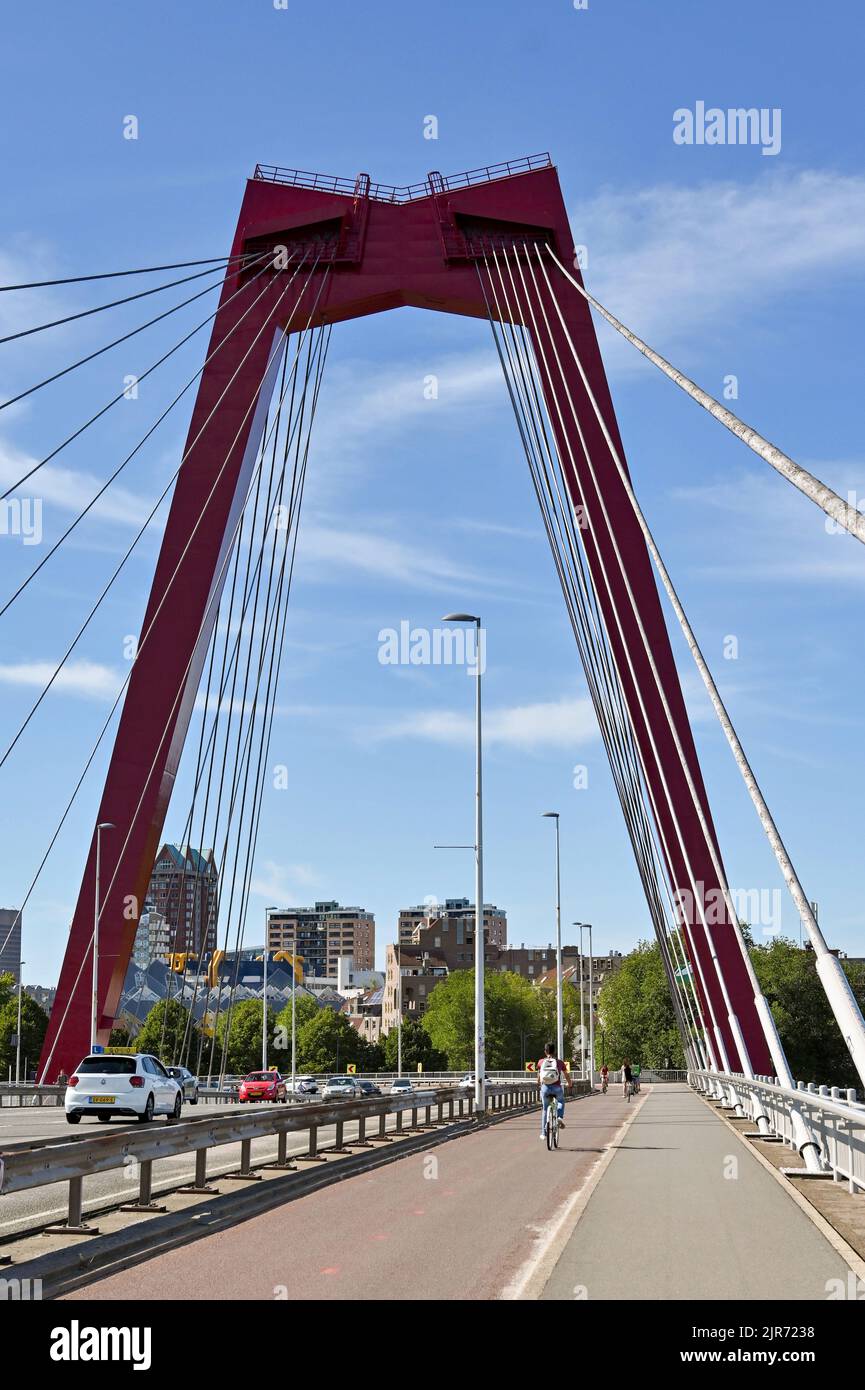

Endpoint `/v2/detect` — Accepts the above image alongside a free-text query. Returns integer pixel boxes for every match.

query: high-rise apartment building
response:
[145,845,218,955]
[267,901,374,979]
[0,907,22,984]
[398,898,507,949]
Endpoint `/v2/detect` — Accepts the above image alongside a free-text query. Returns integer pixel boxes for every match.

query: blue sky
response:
[2,0,865,984]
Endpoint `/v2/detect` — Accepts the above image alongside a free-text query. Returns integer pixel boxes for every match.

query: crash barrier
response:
[0,1082,549,1233]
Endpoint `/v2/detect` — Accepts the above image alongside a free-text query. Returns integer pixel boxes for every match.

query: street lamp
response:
[542,813,563,1061]
[573,922,587,1079]
[15,960,25,1084]
[442,612,485,1116]
[585,923,594,1082]
[572,922,595,1082]
[263,908,277,1071]
[92,822,115,1053]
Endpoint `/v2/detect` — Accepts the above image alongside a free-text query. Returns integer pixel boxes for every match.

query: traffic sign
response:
[346,1063,357,1074]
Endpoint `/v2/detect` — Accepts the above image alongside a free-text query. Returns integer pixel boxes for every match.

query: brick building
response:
[267,901,374,980]
[145,845,218,955]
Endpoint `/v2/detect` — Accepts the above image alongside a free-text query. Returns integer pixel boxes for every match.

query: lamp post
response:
[574,922,586,1079]
[396,938,403,1076]
[585,923,594,1083]
[542,812,563,1061]
[442,613,485,1116]
[263,908,277,1072]
[15,960,25,1084]
[92,822,115,1053]
[288,920,323,1096]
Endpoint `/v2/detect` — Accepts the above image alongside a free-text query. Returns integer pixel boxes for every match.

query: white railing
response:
[690,1069,865,1193]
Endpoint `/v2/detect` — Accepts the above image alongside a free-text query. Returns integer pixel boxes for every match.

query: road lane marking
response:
[498,1090,650,1301]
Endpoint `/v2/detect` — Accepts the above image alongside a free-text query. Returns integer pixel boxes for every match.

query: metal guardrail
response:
[0,1085,64,1108]
[690,1069,865,1193]
[251,154,553,204]
[0,1083,540,1234]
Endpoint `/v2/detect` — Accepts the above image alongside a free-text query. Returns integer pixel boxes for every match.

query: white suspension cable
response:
[481,250,717,1073]
[496,245,737,1087]
[35,262,329,1081]
[546,246,865,548]
[541,246,865,1098]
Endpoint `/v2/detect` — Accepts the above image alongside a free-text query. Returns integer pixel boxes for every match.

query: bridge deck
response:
[541,1084,850,1301]
[61,1086,852,1301]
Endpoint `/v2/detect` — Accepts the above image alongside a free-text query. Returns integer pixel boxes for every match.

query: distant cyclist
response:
[537,1041,567,1139]
[600,1063,609,1093]
[622,1058,633,1100]
[632,1062,641,1093]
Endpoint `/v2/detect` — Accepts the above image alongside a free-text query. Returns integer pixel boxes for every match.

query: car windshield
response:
[76,1056,137,1075]
[245,1073,275,1082]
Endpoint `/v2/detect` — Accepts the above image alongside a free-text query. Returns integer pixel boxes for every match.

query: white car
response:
[65,1053,183,1125]
[389,1077,414,1096]
[322,1077,361,1100]
[458,1073,493,1090]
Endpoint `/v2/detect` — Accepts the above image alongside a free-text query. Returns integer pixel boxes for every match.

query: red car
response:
[238,1071,287,1103]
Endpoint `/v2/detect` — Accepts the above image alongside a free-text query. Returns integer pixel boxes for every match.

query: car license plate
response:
[91,1095,115,1104]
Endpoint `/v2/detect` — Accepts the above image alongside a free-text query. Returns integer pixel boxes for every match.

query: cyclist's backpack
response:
[539,1057,560,1085]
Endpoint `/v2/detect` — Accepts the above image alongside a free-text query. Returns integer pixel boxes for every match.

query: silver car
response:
[166,1065,199,1104]
[322,1077,361,1099]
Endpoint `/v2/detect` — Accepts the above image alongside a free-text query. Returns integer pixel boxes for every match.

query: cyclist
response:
[632,1062,641,1094]
[537,1041,567,1139]
[622,1057,633,1100]
[600,1063,609,1093]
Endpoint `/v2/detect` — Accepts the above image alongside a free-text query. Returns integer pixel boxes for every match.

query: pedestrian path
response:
[541,1084,851,1300]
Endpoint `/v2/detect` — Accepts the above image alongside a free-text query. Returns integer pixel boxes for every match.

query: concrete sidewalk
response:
[541,1084,851,1300]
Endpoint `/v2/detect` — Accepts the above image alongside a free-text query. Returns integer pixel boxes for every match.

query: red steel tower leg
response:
[41,157,769,1077]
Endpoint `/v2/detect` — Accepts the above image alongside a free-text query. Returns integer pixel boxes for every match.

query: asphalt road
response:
[61,1085,857,1301]
[65,1091,628,1300]
[0,1098,408,1238]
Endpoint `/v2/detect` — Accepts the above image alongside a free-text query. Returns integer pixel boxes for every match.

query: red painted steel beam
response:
[41,161,768,1078]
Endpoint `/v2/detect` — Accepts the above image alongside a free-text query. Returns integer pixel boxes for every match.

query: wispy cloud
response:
[367,694,599,750]
[573,170,865,370]
[250,858,319,904]
[0,439,163,529]
[296,518,492,593]
[671,463,865,584]
[0,657,124,700]
[314,349,504,453]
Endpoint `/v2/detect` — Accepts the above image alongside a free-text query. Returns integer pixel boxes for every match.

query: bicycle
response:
[601,1075,608,1094]
[544,1092,560,1150]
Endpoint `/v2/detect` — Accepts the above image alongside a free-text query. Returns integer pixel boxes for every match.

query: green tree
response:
[421,969,475,1069]
[382,1017,447,1073]
[215,998,274,1075]
[751,937,865,1089]
[420,969,576,1071]
[0,971,15,1013]
[0,992,49,1079]
[272,992,320,1068]
[135,999,198,1065]
[109,1025,132,1047]
[597,940,685,1070]
[296,1007,373,1073]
